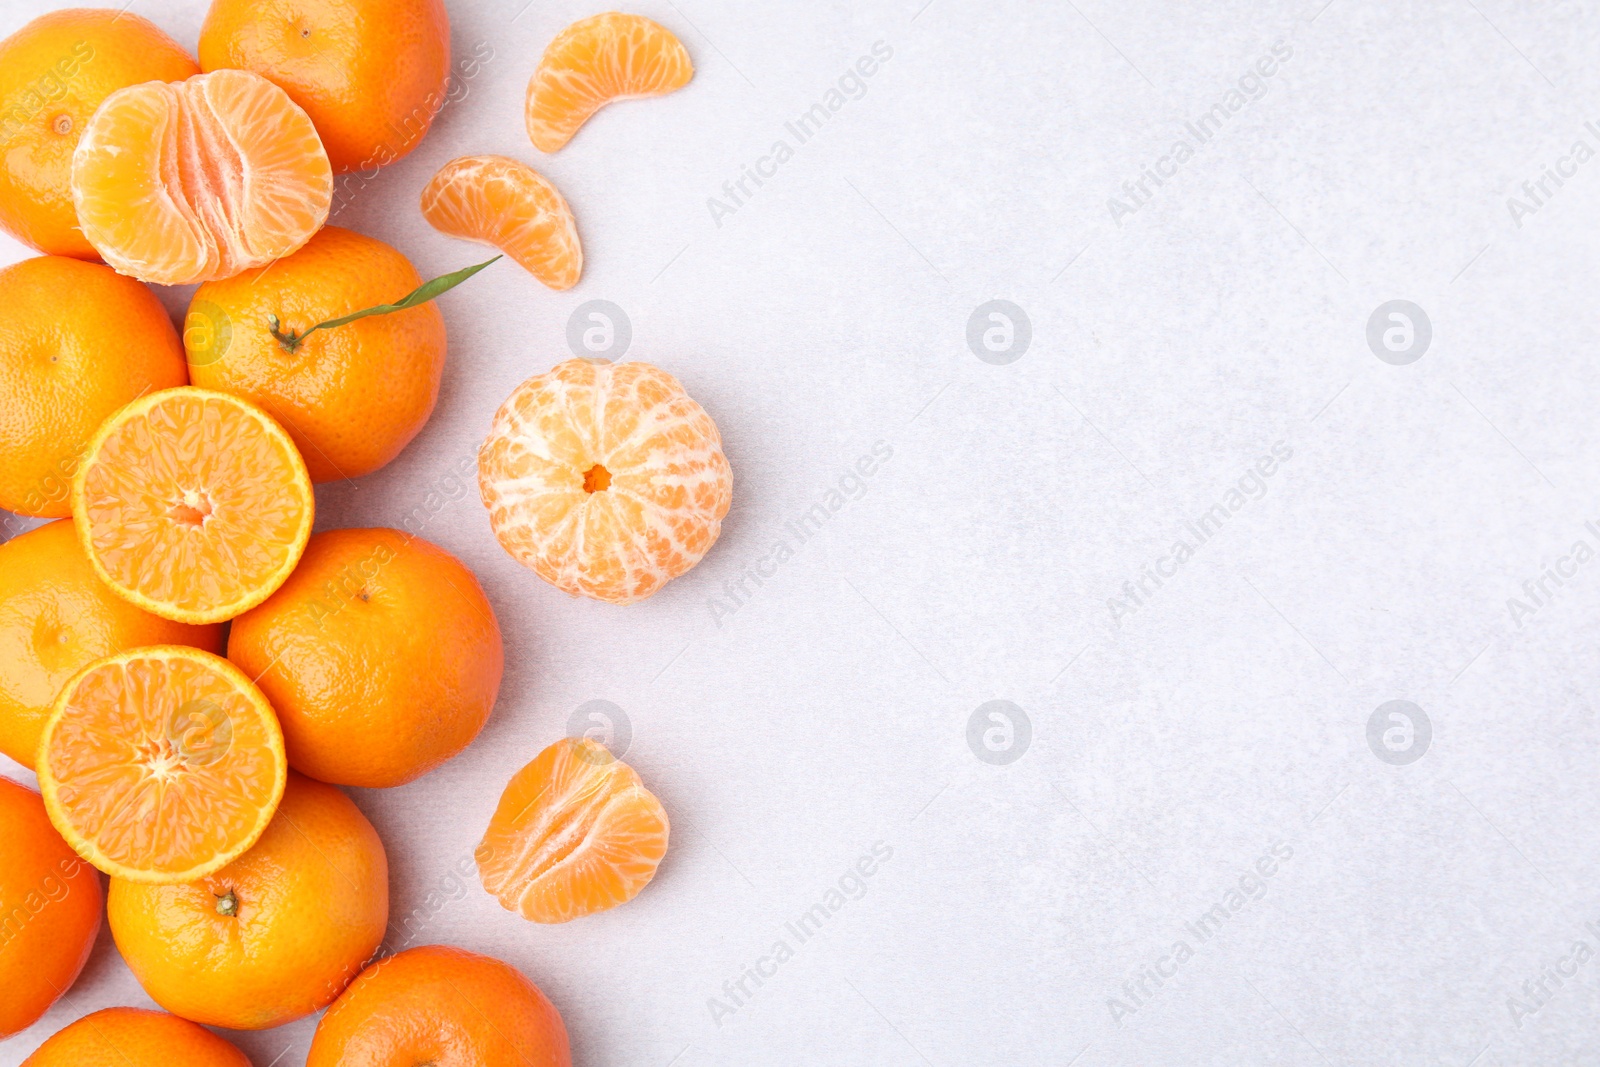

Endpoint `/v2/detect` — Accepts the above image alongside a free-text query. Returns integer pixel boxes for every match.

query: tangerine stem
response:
[268,255,502,353]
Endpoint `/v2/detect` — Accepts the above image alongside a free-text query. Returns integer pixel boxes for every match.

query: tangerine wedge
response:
[477,737,669,923]
[525,13,693,152]
[71,68,332,285]
[479,359,733,604]
[71,387,314,625]
[420,155,581,290]
[38,646,287,884]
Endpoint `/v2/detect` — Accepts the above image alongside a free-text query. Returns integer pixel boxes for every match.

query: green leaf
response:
[271,255,502,352]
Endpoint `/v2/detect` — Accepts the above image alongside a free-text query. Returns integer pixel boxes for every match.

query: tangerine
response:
[479,358,733,604]
[71,68,332,285]
[20,1007,250,1067]
[109,771,388,1030]
[421,155,582,290]
[38,645,287,883]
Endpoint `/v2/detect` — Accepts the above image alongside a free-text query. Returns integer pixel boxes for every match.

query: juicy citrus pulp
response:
[479,359,733,604]
[71,68,332,285]
[38,646,287,884]
[477,737,669,923]
[421,155,582,290]
[71,387,314,625]
[525,12,693,152]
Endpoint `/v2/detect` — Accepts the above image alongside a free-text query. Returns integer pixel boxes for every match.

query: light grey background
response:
[4,0,1600,1064]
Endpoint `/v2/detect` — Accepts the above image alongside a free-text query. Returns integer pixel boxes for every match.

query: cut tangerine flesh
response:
[421,155,582,290]
[72,387,314,625]
[71,68,332,285]
[477,737,668,923]
[525,13,693,152]
[478,359,733,604]
[39,646,287,884]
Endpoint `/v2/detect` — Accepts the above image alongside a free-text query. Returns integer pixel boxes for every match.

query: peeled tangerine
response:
[526,12,693,152]
[479,359,732,604]
[477,737,668,924]
[421,155,581,290]
[71,68,332,285]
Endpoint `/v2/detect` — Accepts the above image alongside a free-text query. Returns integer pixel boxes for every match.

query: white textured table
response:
[5,0,1600,1064]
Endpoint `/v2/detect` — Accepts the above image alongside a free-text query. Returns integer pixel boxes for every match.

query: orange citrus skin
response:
[39,645,288,884]
[19,1007,251,1067]
[525,12,693,152]
[186,226,447,483]
[71,386,315,625]
[0,776,102,1040]
[71,68,332,285]
[478,737,669,924]
[200,0,451,174]
[0,9,199,258]
[0,256,188,518]
[0,519,222,770]
[307,945,572,1067]
[480,359,733,604]
[229,528,504,789]
[109,771,389,1031]
[421,155,582,290]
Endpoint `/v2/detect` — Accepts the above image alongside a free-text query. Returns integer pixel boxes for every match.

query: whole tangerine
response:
[0,256,188,518]
[108,771,388,1030]
[185,226,447,484]
[19,1007,250,1067]
[308,945,571,1067]
[199,0,451,174]
[228,528,504,789]
[0,9,199,257]
[0,519,223,770]
[0,776,102,1039]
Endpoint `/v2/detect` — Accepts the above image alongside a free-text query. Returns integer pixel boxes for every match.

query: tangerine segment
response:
[71,68,332,285]
[525,13,693,152]
[420,155,581,290]
[38,646,287,884]
[479,359,733,604]
[477,737,668,924]
[71,387,314,625]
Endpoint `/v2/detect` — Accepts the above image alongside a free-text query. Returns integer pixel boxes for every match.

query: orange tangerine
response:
[525,12,693,152]
[479,359,732,604]
[0,776,102,1039]
[477,737,669,923]
[421,155,581,290]
[0,9,199,259]
[71,68,332,285]
[0,255,188,518]
[71,387,314,625]
[20,1007,251,1067]
[199,0,451,174]
[38,645,287,884]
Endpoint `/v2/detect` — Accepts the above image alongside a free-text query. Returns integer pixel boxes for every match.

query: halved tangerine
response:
[71,387,314,625]
[38,646,287,884]
[71,68,332,285]
[421,155,582,290]
[477,737,669,923]
[478,359,733,604]
[525,13,693,153]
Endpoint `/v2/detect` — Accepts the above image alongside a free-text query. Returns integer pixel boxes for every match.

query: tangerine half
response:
[479,359,733,604]
[71,68,332,285]
[525,12,693,152]
[37,645,287,884]
[421,155,582,290]
[71,387,314,625]
[477,737,669,923]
